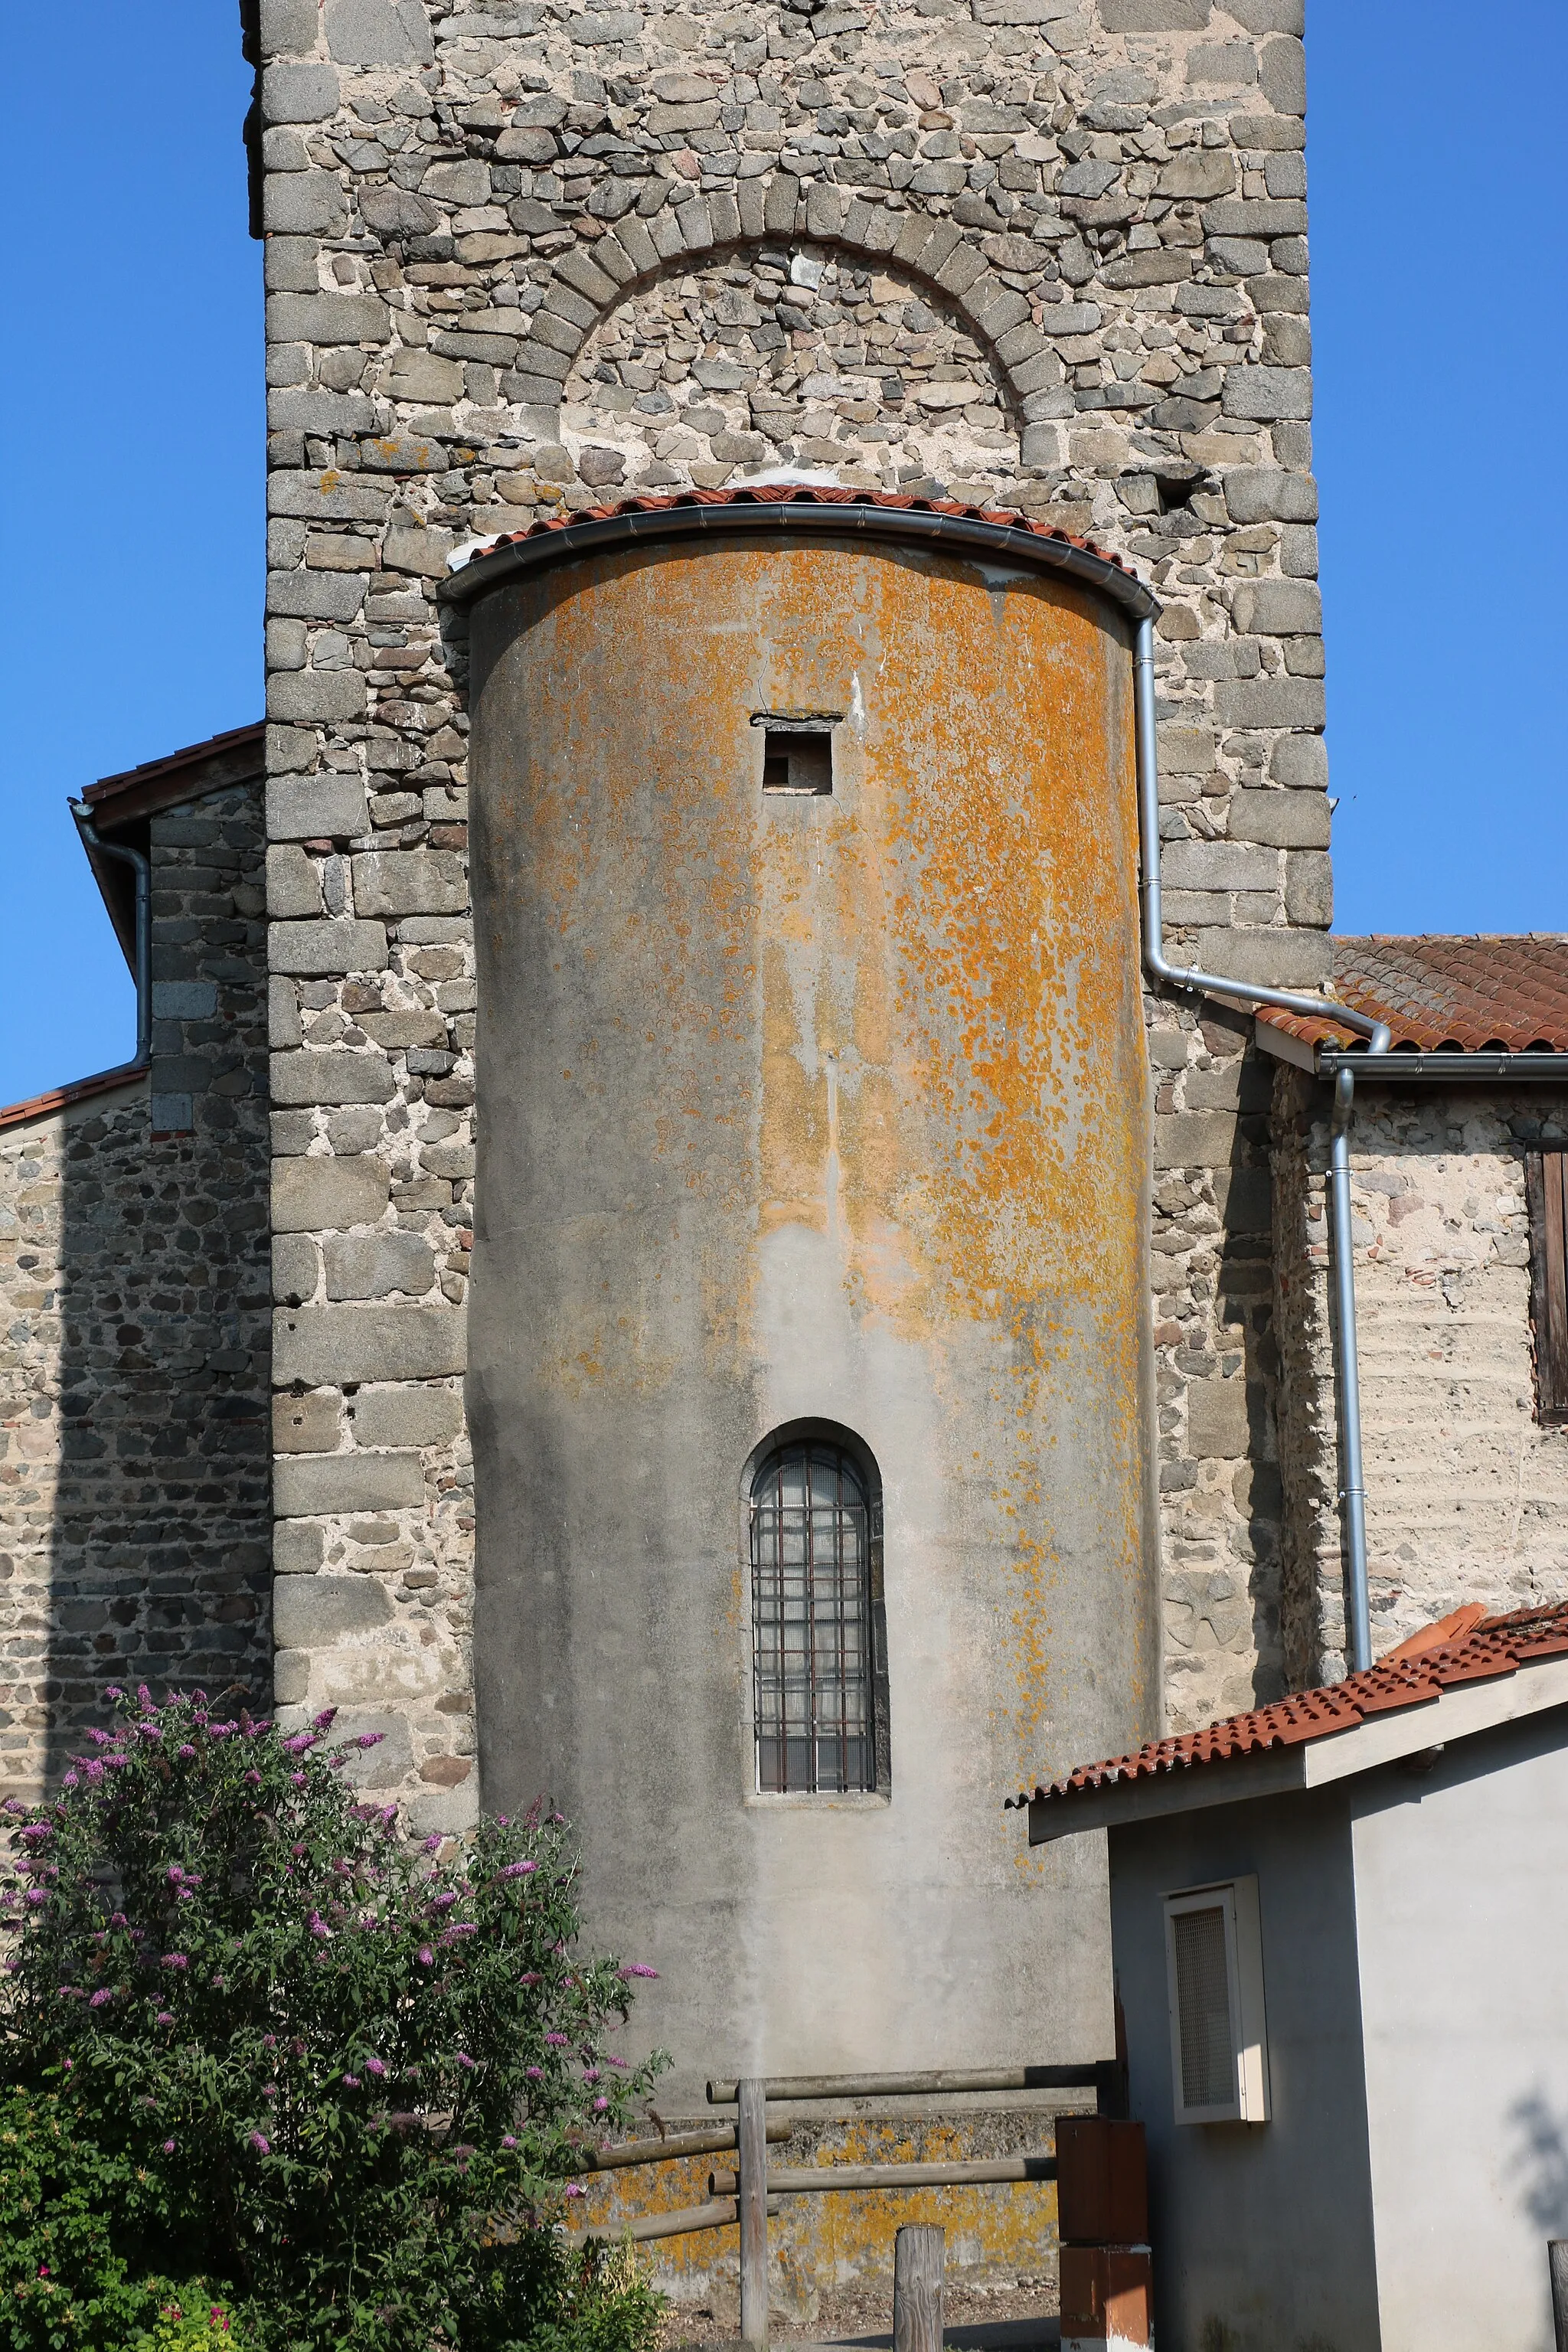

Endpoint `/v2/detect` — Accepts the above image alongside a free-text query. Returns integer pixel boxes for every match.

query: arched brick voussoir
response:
[504,175,1060,429]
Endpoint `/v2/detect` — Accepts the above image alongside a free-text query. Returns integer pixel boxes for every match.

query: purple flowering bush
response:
[0,1687,668,2352]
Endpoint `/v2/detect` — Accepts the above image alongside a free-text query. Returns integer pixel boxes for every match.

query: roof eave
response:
[1254,1018,1568,1083]
[1025,1651,1568,1841]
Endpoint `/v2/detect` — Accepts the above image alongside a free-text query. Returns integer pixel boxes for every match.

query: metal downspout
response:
[1133,615,1387,1674]
[72,804,152,1069]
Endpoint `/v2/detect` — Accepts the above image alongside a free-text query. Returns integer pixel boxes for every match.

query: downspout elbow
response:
[73,802,152,1070]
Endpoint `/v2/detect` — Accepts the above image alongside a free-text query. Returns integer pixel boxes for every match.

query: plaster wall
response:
[1106,1788,1380,2352]
[467,533,1155,2092]
[1272,1070,1568,1684]
[1351,1709,1568,2352]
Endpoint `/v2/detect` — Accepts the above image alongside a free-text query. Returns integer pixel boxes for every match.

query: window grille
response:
[1527,1149,1568,1423]
[750,1439,877,1794]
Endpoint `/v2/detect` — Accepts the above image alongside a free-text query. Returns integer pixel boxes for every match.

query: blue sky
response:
[0,0,1563,1106]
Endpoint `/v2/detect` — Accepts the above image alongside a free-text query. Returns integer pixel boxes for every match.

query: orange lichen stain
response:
[485,537,1152,1796]
[585,2114,1062,2294]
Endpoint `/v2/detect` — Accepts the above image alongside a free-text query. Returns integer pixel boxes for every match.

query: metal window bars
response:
[750,1441,875,1794]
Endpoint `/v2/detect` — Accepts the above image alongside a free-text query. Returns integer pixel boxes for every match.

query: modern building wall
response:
[0,779,273,1802]
[1352,1711,1568,2352]
[259,0,1335,1798]
[1272,1066,1568,1684]
[1108,1785,1380,2352]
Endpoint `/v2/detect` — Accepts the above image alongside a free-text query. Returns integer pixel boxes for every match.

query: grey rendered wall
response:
[1108,1789,1380,2352]
[1351,1711,1568,2352]
[466,534,1154,2096]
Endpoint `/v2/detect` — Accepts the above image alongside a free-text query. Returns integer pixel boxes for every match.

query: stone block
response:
[1195,928,1331,988]
[351,851,469,917]
[273,1305,468,1386]
[1163,840,1276,891]
[266,668,369,724]
[351,1384,465,1448]
[262,63,340,123]
[150,1093,193,1133]
[1159,725,1217,776]
[1221,366,1312,422]
[1259,34,1307,115]
[1270,733,1328,791]
[422,159,492,208]
[1223,467,1317,524]
[405,1783,482,1837]
[273,1233,318,1303]
[1284,850,1333,927]
[274,1391,343,1452]
[1232,579,1321,635]
[270,1050,397,1106]
[1156,151,1236,200]
[325,1231,437,1300]
[359,185,439,238]
[383,527,455,578]
[1097,0,1210,23]
[1228,789,1329,848]
[275,1452,426,1515]
[275,1521,325,1575]
[1188,1379,1252,1458]
[324,1709,417,1788]
[274,1649,312,1705]
[152,981,218,1021]
[266,569,369,623]
[1226,0,1303,26]
[266,292,391,347]
[266,775,370,840]
[270,920,390,976]
[1213,676,1326,730]
[273,1152,390,1233]
[264,174,348,235]
[381,349,466,405]
[267,844,322,920]
[260,0,318,55]
[1155,1112,1238,1169]
[1203,199,1308,239]
[273,1573,395,1646]
[325,0,433,64]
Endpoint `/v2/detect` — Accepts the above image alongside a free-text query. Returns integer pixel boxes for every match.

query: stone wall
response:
[0,782,272,1801]
[1272,1067,1568,1685]
[259,0,1331,1774]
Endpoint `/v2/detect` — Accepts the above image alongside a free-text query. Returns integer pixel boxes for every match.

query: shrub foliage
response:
[0,1687,668,2352]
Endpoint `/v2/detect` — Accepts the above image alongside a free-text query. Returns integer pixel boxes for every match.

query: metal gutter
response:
[71,803,152,1070]
[1319,1047,1568,1083]
[1134,615,1387,1674]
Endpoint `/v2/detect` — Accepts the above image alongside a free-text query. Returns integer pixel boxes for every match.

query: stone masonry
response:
[0,773,272,1802]
[1272,1070,1568,1687]
[259,0,1330,1785]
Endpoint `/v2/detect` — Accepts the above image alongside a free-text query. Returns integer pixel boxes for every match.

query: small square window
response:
[1163,1876,1270,2125]
[754,715,835,795]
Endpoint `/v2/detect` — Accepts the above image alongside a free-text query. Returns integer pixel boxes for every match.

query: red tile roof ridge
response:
[0,1061,146,1135]
[1010,1599,1568,1811]
[457,482,1142,585]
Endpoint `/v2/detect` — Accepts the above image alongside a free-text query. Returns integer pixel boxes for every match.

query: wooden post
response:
[737,2076,768,2350]
[893,2223,944,2352]
[1550,2240,1568,2352]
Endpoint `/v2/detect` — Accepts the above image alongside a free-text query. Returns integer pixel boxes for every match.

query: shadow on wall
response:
[0,769,274,1796]
[1510,2086,1568,2241]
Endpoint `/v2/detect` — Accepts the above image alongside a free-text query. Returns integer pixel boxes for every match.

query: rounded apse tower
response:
[454,492,1160,2101]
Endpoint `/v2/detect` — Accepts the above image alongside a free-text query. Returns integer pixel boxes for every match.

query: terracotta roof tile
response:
[1011,1600,1568,1814]
[449,482,1147,594]
[1257,936,1568,1054]
[83,720,265,828]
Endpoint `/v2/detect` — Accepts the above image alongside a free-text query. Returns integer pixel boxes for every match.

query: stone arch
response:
[507,174,1061,452]
[556,238,1026,504]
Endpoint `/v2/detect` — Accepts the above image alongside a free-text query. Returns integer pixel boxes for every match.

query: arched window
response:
[749,1432,883,1795]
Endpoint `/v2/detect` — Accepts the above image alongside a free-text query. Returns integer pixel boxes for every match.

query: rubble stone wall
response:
[1272,1067,1568,1685]
[0,783,272,1800]
[260,0,1331,1777]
